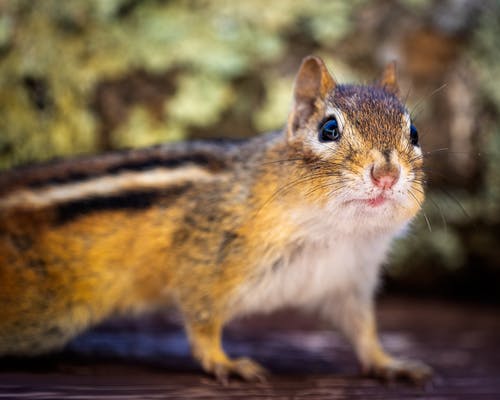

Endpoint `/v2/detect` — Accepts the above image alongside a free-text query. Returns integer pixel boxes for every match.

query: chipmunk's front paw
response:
[205,357,268,385]
[366,358,433,384]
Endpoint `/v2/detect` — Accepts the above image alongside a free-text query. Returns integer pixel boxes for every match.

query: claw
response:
[233,357,268,383]
[206,357,268,384]
[213,363,230,386]
[367,358,433,384]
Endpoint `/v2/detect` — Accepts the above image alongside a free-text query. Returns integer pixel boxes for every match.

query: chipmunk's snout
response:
[367,149,401,190]
[370,164,400,189]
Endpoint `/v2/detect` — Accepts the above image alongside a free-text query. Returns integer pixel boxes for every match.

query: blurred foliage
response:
[0,0,499,301]
[0,0,362,166]
[388,0,500,302]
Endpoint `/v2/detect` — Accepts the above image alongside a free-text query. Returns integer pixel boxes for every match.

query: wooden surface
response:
[0,298,499,399]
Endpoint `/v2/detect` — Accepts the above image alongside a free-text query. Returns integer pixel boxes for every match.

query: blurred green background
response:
[0,0,499,302]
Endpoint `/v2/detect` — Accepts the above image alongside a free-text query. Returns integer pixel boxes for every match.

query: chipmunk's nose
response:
[370,164,400,189]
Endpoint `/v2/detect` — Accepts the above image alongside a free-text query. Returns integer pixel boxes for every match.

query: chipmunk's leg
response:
[323,293,432,383]
[183,311,267,384]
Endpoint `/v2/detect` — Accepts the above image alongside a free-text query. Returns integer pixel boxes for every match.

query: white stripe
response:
[0,166,220,209]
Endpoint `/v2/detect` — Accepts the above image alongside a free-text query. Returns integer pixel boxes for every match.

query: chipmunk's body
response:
[0,57,431,383]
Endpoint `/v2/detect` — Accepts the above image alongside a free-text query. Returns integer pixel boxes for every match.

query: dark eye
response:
[319,117,340,142]
[410,123,419,146]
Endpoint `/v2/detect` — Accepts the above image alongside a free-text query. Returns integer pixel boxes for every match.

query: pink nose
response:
[371,166,400,189]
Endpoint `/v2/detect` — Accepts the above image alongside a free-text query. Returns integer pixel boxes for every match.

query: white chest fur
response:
[232,231,394,317]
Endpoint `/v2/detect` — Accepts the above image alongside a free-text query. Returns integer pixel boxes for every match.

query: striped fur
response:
[0,56,431,383]
[0,140,244,214]
[0,166,219,210]
[0,139,240,196]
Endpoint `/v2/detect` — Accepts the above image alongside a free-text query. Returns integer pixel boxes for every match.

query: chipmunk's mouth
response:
[346,193,392,208]
[365,194,387,207]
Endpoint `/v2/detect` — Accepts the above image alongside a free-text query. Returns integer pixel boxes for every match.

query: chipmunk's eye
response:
[319,117,340,142]
[410,123,419,146]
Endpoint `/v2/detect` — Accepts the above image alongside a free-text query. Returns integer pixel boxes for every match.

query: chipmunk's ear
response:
[379,61,399,96]
[289,56,335,133]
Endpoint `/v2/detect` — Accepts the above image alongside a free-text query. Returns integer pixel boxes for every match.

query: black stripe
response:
[382,149,391,163]
[217,230,239,263]
[55,184,191,224]
[105,153,220,175]
[27,153,223,189]
[28,171,95,188]
[1,138,244,194]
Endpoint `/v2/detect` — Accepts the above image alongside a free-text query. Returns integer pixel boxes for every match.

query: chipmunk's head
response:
[286,56,424,231]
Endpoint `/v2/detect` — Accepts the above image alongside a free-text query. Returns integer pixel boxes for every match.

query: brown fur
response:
[0,56,429,383]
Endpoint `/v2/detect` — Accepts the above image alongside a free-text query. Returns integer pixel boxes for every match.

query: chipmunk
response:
[0,56,431,384]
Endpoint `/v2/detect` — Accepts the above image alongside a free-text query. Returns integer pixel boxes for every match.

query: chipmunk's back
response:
[0,138,254,355]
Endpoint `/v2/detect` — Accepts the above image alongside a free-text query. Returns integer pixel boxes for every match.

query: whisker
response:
[425,193,448,232]
[419,168,451,180]
[261,158,305,165]
[408,188,432,232]
[438,187,471,221]
[409,185,425,195]
[410,82,448,120]
[403,85,412,109]
[303,179,350,199]
[256,172,339,214]
[423,147,449,156]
